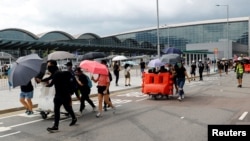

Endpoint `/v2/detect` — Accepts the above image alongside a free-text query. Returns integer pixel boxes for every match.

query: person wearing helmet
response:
[198,59,204,81]
[190,60,197,81]
[235,57,245,88]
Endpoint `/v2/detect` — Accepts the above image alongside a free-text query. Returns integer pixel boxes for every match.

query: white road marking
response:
[239,111,248,120]
[0,131,21,138]
[9,119,43,128]
[136,97,148,102]
[0,127,11,132]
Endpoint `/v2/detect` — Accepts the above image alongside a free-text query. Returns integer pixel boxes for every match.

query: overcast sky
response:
[0,0,250,37]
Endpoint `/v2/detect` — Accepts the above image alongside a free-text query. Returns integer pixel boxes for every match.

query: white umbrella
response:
[147,58,165,68]
[8,54,43,88]
[112,55,128,61]
[48,51,75,60]
[160,54,182,64]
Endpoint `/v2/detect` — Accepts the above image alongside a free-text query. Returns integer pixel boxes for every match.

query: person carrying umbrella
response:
[91,60,116,118]
[113,61,120,86]
[19,80,34,115]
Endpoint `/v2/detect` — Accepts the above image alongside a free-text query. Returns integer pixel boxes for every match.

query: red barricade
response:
[244,64,250,72]
[142,72,173,95]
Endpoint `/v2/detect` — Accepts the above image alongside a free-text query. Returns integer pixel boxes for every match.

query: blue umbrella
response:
[162,47,182,54]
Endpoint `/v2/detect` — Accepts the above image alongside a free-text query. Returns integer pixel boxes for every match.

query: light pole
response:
[216,4,229,59]
[156,0,160,58]
[168,26,170,47]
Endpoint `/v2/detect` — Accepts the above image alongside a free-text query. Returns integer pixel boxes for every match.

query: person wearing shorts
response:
[91,73,116,118]
[235,57,244,88]
[20,81,34,115]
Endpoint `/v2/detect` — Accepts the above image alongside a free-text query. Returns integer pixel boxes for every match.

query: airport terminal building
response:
[0,16,249,65]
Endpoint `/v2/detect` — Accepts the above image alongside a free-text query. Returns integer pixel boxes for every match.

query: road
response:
[0,71,250,141]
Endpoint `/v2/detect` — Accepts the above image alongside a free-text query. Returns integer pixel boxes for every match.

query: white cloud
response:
[0,0,249,36]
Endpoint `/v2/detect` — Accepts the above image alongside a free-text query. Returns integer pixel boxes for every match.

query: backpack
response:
[85,74,93,88]
[68,71,78,95]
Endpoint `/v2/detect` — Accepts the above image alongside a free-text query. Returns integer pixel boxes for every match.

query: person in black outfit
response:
[46,66,77,133]
[113,61,120,86]
[65,61,80,101]
[140,59,146,74]
[198,59,204,81]
[75,67,96,113]
[190,60,197,80]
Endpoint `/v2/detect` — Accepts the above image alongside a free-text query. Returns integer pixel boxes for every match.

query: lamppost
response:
[156,0,160,58]
[168,25,170,47]
[216,4,229,59]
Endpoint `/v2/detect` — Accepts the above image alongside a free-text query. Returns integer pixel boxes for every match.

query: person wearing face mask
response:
[35,60,58,84]
[65,62,80,101]
[46,69,77,132]
[175,62,190,101]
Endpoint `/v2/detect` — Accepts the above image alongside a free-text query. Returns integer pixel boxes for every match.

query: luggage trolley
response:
[37,83,69,119]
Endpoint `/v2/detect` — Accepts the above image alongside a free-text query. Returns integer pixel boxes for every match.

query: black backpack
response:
[67,71,78,95]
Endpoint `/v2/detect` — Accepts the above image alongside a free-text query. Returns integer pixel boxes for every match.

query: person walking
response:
[91,66,116,118]
[198,59,204,81]
[101,60,113,112]
[140,59,146,75]
[175,62,190,101]
[190,60,197,80]
[20,80,34,115]
[75,67,96,113]
[205,60,210,76]
[46,67,77,133]
[224,60,229,75]
[65,61,80,101]
[113,61,120,86]
[124,63,131,86]
[235,57,245,88]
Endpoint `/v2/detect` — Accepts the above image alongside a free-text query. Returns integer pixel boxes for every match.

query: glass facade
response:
[114,20,249,53]
[0,17,249,59]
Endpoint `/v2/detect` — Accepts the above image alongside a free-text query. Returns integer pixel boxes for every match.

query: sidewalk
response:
[0,69,143,114]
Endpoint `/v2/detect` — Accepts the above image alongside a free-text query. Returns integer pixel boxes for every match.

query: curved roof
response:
[0,28,38,40]
[39,31,75,41]
[76,33,100,39]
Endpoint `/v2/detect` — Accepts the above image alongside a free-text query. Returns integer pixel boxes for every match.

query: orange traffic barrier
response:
[142,72,173,96]
[244,64,250,72]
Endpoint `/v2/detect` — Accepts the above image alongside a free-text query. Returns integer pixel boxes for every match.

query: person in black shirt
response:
[113,61,120,86]
[175,62,190,101]
[190,60,197,80]
[140,59,146,74]
[20,81,34,115]
[198,59,204,81]
[46,67,77,133]
[75,67,96,113]
[65,61,80,101]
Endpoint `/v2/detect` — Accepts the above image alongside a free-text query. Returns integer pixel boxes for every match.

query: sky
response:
[0,0,250,37]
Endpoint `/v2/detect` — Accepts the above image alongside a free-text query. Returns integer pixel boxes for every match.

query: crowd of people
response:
[17,59,118,133]
[16,55,248,132]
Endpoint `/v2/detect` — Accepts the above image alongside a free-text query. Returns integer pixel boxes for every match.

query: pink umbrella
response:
[79,60,108,75]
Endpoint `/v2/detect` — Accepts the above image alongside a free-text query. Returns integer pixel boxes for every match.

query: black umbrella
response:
[81,52,107,60]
